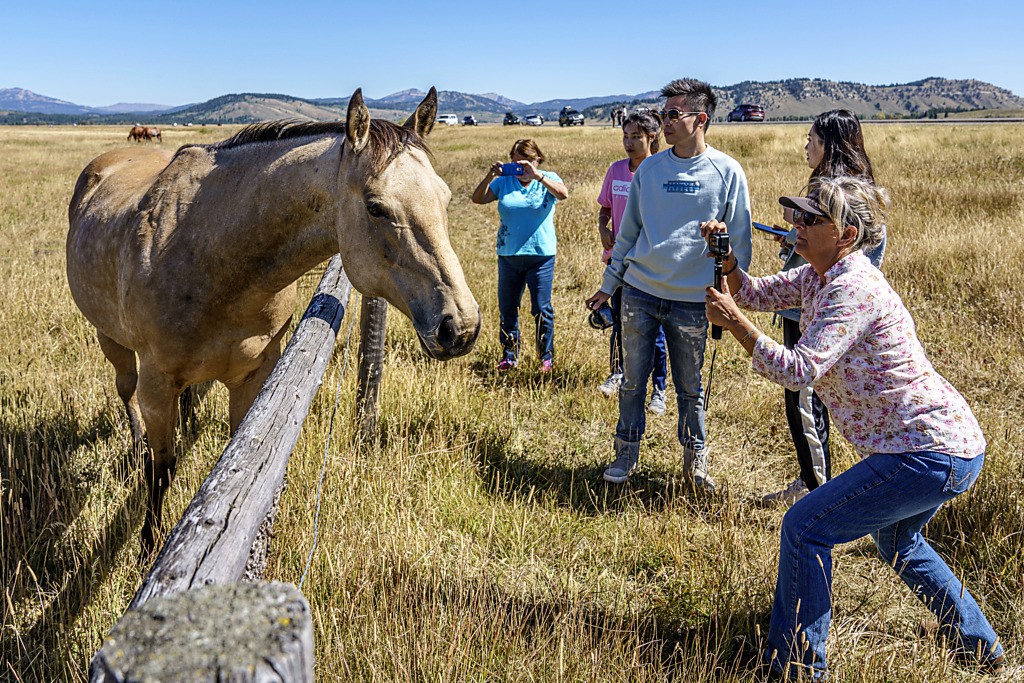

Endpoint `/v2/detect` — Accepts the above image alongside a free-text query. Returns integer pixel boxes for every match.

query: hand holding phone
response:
[753,221,789,238]
[500,163,524,176]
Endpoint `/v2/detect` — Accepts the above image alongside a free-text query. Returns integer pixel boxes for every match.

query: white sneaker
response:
[762,477,809,507]
[683,446,715,494]
[598,373,622,397]
[648,387,667,415]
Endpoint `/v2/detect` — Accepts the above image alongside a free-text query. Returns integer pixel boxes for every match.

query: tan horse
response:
[68,88,480,552]
[144,126,162,142]
[127,126,147,142]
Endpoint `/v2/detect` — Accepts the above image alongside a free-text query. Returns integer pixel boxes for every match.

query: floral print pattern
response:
[733,251,985,459]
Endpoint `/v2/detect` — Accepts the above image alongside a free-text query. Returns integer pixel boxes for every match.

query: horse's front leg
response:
[136,359,183,555]
[226,328,287,435]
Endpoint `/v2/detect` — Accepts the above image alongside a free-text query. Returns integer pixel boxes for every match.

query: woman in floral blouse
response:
[702,175,1005,680]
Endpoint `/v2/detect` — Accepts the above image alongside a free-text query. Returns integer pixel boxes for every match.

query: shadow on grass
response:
[329,553,774,681]
[467,353,594,393]
[3,476,147,681]
[472,432,730,518]
[1,410,115,588]
[1,388,217,680]
[0,405,139,679]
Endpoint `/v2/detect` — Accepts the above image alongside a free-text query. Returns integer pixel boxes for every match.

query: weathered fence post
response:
[355,296,388,437]
[90,582,312,683]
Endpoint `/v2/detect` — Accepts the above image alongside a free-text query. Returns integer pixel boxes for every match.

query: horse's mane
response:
[180,119,431,176]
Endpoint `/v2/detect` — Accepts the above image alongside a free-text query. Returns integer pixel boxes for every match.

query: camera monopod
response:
[708,233,730,340]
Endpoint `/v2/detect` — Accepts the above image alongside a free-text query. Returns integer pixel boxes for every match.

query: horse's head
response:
[337,88,480,360]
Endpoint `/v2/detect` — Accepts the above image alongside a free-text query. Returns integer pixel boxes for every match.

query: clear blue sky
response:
[3,0,1022,107]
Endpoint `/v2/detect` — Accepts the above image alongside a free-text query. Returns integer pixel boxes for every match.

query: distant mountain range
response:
[2,78,1022,125]
[583,78,1024,122]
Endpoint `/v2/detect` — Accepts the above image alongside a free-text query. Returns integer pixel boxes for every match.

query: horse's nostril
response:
[437,315,457,350]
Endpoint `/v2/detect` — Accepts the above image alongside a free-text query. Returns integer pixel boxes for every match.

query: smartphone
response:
[752,221,789,238]
[500,163,524,176]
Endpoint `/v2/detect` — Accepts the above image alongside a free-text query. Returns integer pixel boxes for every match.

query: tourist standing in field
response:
[703,176,1005,681]
[585,78,753,487]
[473,139,569,372]
[763,109,888,507]
[595,111,669,415]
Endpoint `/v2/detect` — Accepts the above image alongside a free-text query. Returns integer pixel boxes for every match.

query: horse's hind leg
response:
[96,332,145,448]
[135,360,182,554]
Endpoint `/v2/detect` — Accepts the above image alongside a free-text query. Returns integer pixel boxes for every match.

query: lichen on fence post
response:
[90,582,313,683]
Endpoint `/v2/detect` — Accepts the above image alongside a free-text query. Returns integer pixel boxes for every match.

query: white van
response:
[436,114,458,126]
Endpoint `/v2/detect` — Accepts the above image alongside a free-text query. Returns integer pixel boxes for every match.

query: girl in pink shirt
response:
[594,112,668,414]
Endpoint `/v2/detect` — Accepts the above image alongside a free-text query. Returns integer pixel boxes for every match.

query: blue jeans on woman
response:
[617,285,706,448]
[765,450,1003,681]
[610,285,666,390]
[497,255,555,363]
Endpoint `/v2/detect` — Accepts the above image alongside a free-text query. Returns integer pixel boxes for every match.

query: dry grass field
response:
[1,121,1023,682]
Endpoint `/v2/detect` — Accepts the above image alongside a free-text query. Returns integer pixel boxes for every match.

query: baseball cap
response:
[778,190,826,217]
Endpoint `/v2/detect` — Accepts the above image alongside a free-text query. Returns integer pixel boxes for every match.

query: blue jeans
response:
[610,285,666,390]
[766,450,1002,681]
[616,285,706,447]
[497,255,555,362]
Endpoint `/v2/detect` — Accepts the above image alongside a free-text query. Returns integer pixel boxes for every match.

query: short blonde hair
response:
[808,175,890,252]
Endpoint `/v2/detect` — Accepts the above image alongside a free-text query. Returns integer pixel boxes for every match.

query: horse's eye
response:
[366,201,387,218]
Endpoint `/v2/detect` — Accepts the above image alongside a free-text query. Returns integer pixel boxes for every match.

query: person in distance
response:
[594,111,669,416]
[472,139,569,372]
[763,109,888,508]
[702,175,1005,680]
[585,77,753,488]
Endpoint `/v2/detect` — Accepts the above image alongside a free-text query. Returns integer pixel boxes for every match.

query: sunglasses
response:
[659,109,703,122]
[792,208,829,227]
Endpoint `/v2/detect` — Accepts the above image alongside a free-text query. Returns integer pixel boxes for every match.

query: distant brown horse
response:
[145,126,161,142]
[68,88,480,552]
[128,126,147,142]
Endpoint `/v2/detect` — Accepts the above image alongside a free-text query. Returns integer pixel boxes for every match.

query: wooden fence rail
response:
[91,255,359,682]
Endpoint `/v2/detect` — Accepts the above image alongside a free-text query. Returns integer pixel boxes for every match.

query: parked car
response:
[558,107,585,126]
[436,114,458,126]
[503,112,521,125]
[462,115,477,126]
[523,114,544,126]
[727,104,765,122]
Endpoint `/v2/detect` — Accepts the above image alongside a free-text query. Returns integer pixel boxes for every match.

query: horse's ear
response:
[346,88,371,153]
[404,86,437,138]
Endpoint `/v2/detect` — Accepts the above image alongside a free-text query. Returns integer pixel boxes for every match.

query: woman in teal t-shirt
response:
[472,139,568,372]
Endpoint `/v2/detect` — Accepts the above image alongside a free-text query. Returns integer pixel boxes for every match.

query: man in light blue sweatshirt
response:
[586,78,752,489]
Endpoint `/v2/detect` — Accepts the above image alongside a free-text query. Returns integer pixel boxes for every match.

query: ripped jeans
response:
[616,285,707,449]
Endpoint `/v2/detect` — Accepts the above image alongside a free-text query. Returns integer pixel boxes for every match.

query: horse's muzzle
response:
[418,307,481,360]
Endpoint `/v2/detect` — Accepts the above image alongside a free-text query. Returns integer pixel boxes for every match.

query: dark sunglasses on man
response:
[659,109,703,123]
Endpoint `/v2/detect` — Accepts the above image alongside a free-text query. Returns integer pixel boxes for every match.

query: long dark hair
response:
[809,110,874,182]
[621,111,661,154]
